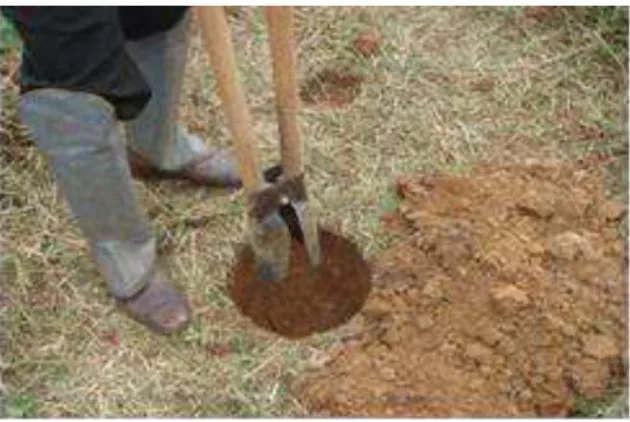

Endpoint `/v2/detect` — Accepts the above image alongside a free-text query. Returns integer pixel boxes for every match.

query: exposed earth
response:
[228,227,371,339]
[291,161,628,417]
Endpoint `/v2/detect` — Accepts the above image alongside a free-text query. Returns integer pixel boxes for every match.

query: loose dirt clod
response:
[351,29,382,58]
[299,69,365,107]
[546,231,595,261]
[583,335,619,360]
[490,285,530,312]
[228,228,371,339]
[601,199,627,221]
[292,162,627,417]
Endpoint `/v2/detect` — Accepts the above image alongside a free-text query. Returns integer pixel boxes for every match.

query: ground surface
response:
[1,6,628,417]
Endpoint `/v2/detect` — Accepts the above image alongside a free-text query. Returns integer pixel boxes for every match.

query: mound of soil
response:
[292,162,628,417]
[228,228,372,338]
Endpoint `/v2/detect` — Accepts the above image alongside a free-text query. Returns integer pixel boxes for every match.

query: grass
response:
[573,391,629,418]
[1,6,628,417]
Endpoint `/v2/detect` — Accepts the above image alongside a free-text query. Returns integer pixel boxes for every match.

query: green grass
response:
[5,394,38,418]
[0,13,20,53]
[1,6,627,417]
[572,389,629,418]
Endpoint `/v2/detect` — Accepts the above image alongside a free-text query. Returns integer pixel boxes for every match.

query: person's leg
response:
[17,89,154,299]
[3,6,191,334]
[18,89,190,334]
[123,9,242,188]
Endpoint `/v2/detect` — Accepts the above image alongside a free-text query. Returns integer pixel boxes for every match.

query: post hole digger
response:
[196,6,371,337]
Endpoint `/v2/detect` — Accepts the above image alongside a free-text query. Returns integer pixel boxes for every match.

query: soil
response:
[299,69,365,108]
[351,29,382,58]
[228,228,372,339]
[524,6,564,20]
[291,162,628,417]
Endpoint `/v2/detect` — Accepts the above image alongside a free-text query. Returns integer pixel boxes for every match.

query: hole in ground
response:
[228,227,372,339]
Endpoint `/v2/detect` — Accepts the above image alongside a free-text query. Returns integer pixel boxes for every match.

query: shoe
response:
[118,267,191,334]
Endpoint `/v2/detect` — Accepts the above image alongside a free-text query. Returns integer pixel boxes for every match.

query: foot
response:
[118,269,191,335]
[127,147,242,188]
[127,147,285,188]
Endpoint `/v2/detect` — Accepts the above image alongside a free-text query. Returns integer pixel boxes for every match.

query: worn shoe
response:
[127,147,285,188]
[127,146,243,188]
[118,268,191,335]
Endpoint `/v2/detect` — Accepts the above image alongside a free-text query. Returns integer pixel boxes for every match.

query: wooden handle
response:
[195,6,264,194]
[265,6,303,178]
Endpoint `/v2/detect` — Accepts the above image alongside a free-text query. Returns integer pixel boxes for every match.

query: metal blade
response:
[248,209,292,281]
[289,199,321,269]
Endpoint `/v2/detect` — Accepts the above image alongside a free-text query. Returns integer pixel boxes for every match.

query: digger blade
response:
[286,198,321,269]
[248,209,292,282]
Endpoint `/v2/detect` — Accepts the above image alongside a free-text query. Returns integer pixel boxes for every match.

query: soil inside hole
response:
[228,228,372,339]
[292,162,628,417]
